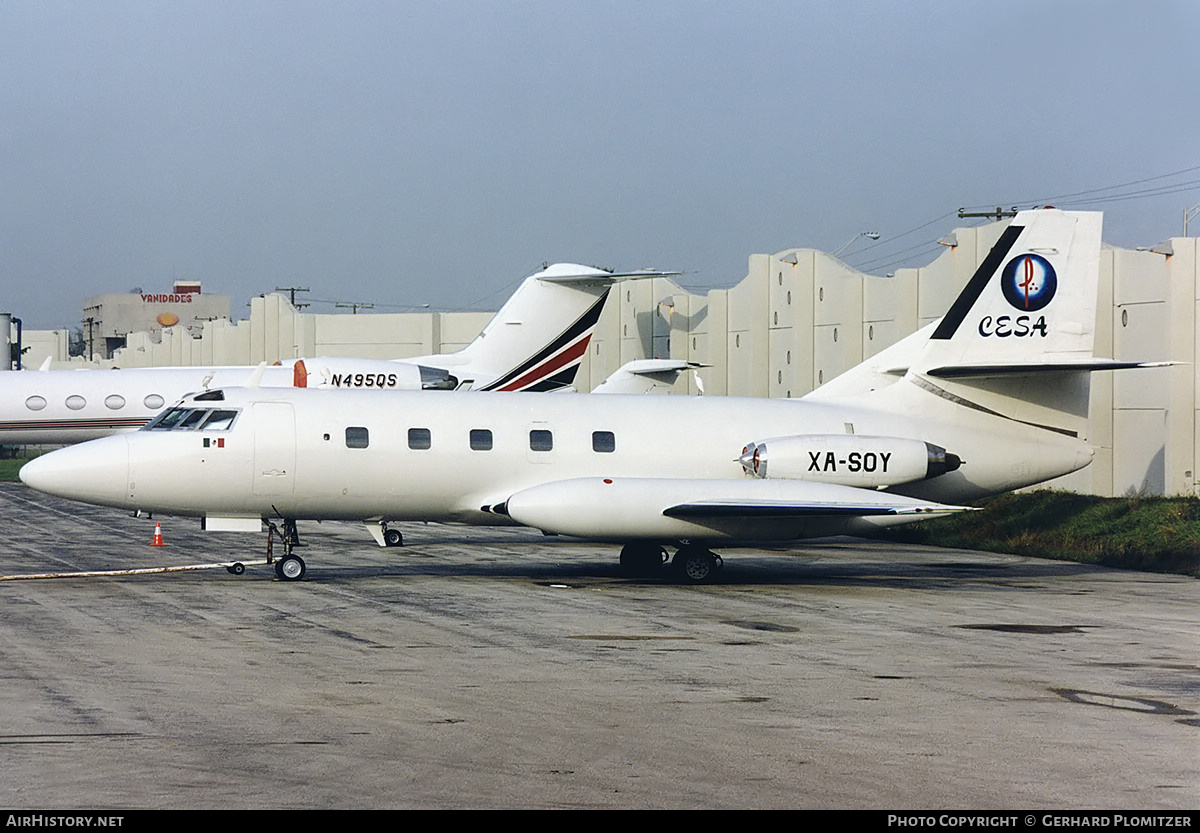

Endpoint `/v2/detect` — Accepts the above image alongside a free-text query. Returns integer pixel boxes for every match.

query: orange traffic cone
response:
[151,522,164,547]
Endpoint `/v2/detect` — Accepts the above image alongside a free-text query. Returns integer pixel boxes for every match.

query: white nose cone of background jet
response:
[19,435,131,508]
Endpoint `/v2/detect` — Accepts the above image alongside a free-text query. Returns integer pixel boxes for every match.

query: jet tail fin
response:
[878,207,1179,441]
[902,209,1106,437]
[429,263,676,392]
[914,209,1103,374]
[814,209,1161,440]
[591,359,707,394]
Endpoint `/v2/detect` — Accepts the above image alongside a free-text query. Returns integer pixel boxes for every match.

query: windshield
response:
[143,407,240,431]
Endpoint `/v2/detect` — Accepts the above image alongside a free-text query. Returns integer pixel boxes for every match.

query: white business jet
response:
[22,210,1159,582]
[0,263,675,446]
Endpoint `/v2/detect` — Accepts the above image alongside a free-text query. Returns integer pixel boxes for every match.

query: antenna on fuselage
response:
[245,362,269,388]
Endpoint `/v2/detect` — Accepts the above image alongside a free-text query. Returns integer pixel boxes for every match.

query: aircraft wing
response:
[662,500,937,518]
[500,477,971,542]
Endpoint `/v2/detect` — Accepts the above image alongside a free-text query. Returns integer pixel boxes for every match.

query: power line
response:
[849,164,1200,274]
[961,163,1200,214]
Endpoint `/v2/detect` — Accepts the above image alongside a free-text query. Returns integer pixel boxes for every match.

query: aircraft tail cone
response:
[151,523,164,547]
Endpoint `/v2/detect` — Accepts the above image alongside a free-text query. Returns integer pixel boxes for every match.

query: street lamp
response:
[1184,204,1200,237]
[832,231,880,257]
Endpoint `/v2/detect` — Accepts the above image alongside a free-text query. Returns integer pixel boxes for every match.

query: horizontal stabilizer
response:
[926,359,1175,379]
[533,263,681,285]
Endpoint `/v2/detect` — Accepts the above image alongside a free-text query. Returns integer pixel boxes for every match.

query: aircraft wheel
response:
[619,543,667,578]
[673,546,717,584]
[227,562,245,575]
[384,528,403,547]
[275,554,306,582]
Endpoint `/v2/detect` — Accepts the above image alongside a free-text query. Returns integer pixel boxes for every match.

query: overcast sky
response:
[3,0,1197,330]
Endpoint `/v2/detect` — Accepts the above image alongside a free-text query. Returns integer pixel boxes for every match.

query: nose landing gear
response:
[267,519,306,582]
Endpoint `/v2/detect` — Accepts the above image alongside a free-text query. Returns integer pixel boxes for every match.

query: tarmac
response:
[0,482,1195,809]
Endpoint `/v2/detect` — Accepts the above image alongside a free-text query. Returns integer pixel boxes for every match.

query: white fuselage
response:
[20,385,1094,543]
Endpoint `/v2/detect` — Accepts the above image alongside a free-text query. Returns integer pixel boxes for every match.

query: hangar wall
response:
[26,217,1198,497]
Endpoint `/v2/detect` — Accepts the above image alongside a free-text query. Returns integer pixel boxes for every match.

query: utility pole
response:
[83,316,95,362]
[274,286,311,310]
[335,302,374,315]
[958,206,1019,221]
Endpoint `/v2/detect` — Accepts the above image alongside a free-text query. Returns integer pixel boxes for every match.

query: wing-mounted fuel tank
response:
[291,358,459,390]
[738,435,961,488]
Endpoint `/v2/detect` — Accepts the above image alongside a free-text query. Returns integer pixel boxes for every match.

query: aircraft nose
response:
[19,436,130,507]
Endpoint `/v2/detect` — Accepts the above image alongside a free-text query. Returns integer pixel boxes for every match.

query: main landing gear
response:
[267,518,306,582]
[618,543,724,584]
[381,521,403,548]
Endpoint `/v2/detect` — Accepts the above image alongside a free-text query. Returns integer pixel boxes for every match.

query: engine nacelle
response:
[738,434,961,487]
[291,358,459,390]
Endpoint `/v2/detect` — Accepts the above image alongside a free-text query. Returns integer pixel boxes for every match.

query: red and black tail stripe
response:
[480,289,610,392]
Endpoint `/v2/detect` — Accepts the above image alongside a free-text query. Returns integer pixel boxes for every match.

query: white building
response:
[80,281,231,360]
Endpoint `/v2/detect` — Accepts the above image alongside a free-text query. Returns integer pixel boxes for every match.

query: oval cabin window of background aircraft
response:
[345,427,369,449]
[145,394,165,410]
[529,430,553,452]
[105,395,126,410]
[65,395,86,410]
[25,396,46,411]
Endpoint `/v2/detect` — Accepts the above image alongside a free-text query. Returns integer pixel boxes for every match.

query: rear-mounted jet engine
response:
[739,435,961,488]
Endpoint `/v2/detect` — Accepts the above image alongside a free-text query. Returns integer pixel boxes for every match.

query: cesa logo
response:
[978,253,1057,338]
[1001,253,1057,311]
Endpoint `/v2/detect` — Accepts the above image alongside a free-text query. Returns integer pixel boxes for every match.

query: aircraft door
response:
[252,402,296,496]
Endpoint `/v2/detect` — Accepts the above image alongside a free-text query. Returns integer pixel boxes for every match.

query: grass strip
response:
[876,490,1200,577]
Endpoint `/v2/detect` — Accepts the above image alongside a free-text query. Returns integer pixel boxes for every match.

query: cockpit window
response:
[143,407,240,431]
[177,410,208,430]
[144,407,192,430]
[200,410,238,431]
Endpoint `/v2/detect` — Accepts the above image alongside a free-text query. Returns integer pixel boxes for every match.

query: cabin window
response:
[65,395,86,410]
[144,394,165,410]
[529,429,553,452]
[105,395,126,410]
[469,429,493,451]
[592,431,615,453]
[346,427,369,449]
[25,396,46,411]
[408,427,432,450]
[201,410,237,431]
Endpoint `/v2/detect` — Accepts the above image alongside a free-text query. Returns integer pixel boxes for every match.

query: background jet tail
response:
[590,359,707,394]
[426,263,675,392]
